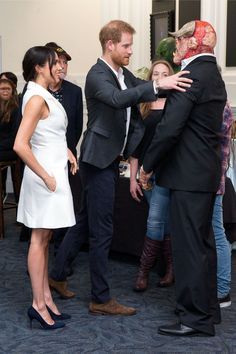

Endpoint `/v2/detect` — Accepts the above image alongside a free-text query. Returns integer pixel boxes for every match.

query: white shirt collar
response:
[100,57,124,79]
[181,53,215,70]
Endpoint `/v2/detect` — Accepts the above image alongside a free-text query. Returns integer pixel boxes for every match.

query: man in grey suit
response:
[49,20,192,315]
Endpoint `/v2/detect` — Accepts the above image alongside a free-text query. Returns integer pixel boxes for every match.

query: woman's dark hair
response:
[22,46,56,82]
[0,72,18,86]
[0,79,18,124]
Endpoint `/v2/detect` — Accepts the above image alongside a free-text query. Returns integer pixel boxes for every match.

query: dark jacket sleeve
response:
[85,68,156,109]
[142,81,199,173]
[75,87,83,146]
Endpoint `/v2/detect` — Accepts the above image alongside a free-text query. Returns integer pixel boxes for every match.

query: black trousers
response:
[170,190,220,336]
[50,159,119,303]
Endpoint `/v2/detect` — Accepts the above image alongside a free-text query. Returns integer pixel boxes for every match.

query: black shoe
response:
[27,306,65,330]
[46,305,71,320]
[218,294,231,308]
[158,323,213,337]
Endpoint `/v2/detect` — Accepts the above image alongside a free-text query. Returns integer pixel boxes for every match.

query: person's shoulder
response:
[122,66,133,75]
[27,94,45,104]
[62,80,82,91]
[23,95,46,115]
[87,59,101,72]
[89,59,114,75]
[62,80,82,100]
[182,57,216,86]
[86,60,114,85]
[24,87,44,103]
[186,55,216,74]
[25,81,52,100]
[122,67,142,84]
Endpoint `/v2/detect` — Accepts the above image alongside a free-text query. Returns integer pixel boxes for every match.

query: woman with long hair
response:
[129,60,175,292]
[0,78,19,200]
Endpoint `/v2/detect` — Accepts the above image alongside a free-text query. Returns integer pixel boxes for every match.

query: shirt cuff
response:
[153,80,159,95]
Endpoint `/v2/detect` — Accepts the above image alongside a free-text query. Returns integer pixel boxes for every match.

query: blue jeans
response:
[212,194,231,298]
[144,184,170,241]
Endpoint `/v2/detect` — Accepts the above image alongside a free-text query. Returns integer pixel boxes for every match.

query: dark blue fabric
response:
[51,159,119,303]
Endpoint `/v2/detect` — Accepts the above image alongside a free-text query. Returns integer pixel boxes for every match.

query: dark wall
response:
[152,0,175,13]
[152,0,200,27]
[179,0,200,27]
[152,0,234,68]
[226,0,236,67]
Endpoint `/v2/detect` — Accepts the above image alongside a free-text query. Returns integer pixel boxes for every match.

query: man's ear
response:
[106,39,114,52]
[188,37,198,50]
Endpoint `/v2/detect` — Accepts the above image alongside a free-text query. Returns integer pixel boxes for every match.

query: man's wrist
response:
[155,79,160,90]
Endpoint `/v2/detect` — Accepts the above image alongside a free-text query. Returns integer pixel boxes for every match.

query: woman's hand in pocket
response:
[44,175,57,192]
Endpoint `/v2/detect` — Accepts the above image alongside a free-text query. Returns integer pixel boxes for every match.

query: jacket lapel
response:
[97,58,122,90]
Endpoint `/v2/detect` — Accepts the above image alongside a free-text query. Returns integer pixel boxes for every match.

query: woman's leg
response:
[134,185,170,291]
[146,185,170,241]
[158,234,175,287]
[28,228,54,324]
[43,231,62,315]
[147,186,174,287]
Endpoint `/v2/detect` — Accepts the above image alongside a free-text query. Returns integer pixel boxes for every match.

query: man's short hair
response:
[99,20,135,52]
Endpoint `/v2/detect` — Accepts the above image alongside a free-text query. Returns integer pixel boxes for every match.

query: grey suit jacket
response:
[80,59,157,169]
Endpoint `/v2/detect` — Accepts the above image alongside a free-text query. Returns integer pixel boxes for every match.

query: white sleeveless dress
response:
[17,81,75,228]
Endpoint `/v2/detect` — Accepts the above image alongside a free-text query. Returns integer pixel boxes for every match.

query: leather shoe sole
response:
[158,323,214,337]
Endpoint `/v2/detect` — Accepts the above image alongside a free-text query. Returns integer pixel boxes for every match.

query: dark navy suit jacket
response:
[61,80,83,157]
[143,56,227,192]
[80,58,157,169]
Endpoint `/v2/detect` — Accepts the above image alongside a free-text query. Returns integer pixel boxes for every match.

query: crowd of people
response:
[0,18,235,337]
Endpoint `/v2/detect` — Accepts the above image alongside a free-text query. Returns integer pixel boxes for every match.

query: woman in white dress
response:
[14,46,77,330]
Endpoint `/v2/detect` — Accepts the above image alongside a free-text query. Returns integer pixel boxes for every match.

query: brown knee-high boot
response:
[158,235,174,287]
[133,236,162,292]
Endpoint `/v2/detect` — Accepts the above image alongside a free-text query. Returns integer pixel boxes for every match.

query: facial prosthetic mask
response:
[169,20,217,64]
